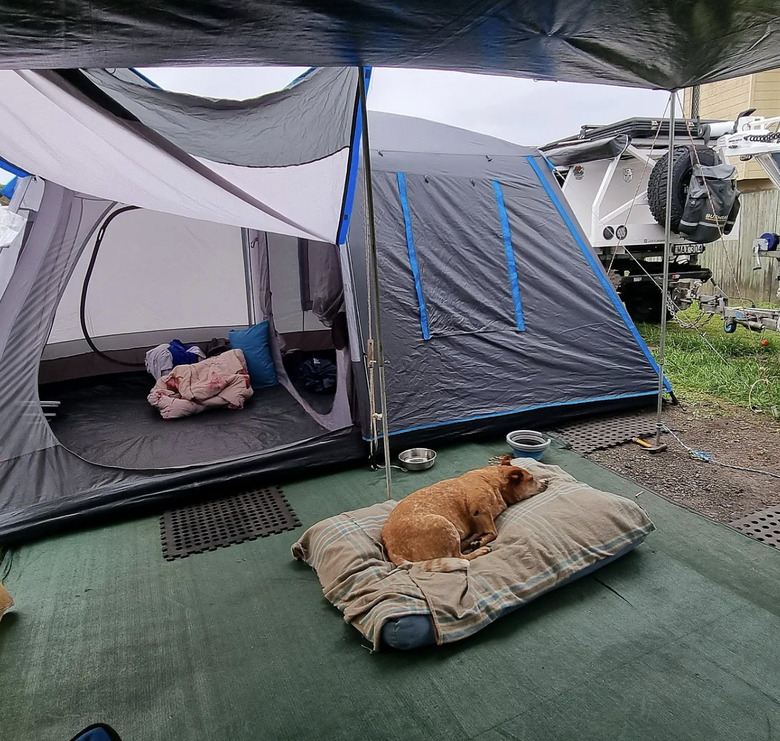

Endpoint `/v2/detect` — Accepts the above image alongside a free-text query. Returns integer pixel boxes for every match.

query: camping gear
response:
[505,430,551,460]
[398,448,436,471]
[292,459,654,650]
[678,162,740,244]
[147,349,253,419]
[0,70,665,541]
[295,357,337,394]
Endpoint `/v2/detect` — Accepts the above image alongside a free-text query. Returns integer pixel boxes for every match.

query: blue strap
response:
[492,180,525,331]
[337,67,372,246]
[525,155,671,393]
[396,172,430,340]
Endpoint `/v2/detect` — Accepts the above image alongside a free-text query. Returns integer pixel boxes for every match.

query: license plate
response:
[672,243,705,255]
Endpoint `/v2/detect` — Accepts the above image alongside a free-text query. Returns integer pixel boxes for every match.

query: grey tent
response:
[0,69,663,540]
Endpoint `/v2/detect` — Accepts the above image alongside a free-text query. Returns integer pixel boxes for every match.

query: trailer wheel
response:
[647,146,719,232]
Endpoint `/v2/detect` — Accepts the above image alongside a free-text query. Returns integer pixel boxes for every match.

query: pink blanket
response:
[148,349,254,419]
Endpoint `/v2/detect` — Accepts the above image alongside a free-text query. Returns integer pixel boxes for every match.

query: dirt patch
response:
[587,398,780,524]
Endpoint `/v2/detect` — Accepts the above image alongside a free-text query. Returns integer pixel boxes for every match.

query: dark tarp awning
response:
[543,134,631,167]
[2,2,780,89]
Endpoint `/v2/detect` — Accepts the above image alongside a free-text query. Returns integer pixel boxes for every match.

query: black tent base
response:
[377,394,656,459]
[0,429,366,545]
[44,373,334,470]
[2,392,655,543]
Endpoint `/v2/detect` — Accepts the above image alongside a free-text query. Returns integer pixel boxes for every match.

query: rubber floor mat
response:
[160,485,300,561]
[548,411,659,454]
[730,506,780,550]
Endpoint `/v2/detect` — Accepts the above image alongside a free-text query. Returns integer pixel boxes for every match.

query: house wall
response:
[684,71,780,188]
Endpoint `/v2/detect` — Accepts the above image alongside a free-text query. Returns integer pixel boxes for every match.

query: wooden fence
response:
[699,189,780,304]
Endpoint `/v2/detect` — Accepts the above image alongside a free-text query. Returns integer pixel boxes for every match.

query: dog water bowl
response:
[506,430,551,460]
[398,448,437,471]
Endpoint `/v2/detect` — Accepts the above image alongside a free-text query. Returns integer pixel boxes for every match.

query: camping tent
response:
[0,69,664,540]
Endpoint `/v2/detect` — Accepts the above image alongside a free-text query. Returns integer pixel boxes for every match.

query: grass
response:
[637,305,780,418]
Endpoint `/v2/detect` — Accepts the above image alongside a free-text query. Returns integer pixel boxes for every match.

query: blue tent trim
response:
[492,180,525,332]
[363,389,661,440]
[396,171,431,340]
[525,154,672,393]
[337,66,372,246]
[128,68,161,89]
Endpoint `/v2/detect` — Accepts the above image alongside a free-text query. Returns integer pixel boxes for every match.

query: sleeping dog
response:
[382,459,548,565]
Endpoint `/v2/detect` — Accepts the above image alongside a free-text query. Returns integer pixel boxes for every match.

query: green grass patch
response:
[637,305,780,418]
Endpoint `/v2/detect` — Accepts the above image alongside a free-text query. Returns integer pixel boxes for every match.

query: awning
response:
[0,68,361,241]
[1,2,780,89]
[543,134,631,168]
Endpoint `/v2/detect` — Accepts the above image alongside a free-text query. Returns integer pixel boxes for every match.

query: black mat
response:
[730,506,780,550]
[160,485,300,560]
[548,410,660,454]
[45,373,329,469]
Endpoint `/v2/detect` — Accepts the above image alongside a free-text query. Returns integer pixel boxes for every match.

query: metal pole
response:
[358,67,394,500]
[241,229,257,326]
[652,91,676,451]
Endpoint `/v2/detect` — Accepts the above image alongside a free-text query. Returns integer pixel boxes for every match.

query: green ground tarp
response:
[1,440,778,740]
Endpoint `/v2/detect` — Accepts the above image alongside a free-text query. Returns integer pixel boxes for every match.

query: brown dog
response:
[382,460,548,565]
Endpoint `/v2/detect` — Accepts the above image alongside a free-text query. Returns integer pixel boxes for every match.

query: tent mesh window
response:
[160,486,301,560]
[548,411,659,454]
[730,507,780,550]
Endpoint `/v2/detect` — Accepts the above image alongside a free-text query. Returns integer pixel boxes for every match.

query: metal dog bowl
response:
[398,448,437,471]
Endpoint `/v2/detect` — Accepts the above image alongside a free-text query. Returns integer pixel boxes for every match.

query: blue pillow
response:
[228,322,278,389]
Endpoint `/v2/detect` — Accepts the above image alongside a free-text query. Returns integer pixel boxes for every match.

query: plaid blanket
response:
[292,459,654,650]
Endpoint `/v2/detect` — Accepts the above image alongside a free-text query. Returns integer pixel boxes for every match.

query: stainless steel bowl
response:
[398,447,437,471]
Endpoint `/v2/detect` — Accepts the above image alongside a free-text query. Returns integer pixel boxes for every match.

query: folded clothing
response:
[148,349,253,419]
[145,342,205,380]
[292,459,654,650]
[168,339,205,367]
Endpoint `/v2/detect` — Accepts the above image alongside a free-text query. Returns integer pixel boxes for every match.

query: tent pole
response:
[358,67,393,500]
[241,229,257,326]
[651,90,676,452]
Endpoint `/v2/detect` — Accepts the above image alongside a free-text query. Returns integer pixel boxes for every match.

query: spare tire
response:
[647,146,719,232]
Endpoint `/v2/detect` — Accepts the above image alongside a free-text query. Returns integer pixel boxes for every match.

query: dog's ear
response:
[507,467,530,481]
[499,455,513,466]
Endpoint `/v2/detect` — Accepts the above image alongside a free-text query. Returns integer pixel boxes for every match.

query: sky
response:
[1,67,669,185]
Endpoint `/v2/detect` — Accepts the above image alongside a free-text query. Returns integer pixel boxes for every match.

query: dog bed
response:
[292,459,654,650]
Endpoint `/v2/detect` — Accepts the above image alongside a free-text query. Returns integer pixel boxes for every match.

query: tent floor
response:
[44,373,333,469]
[1,440,778,740]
